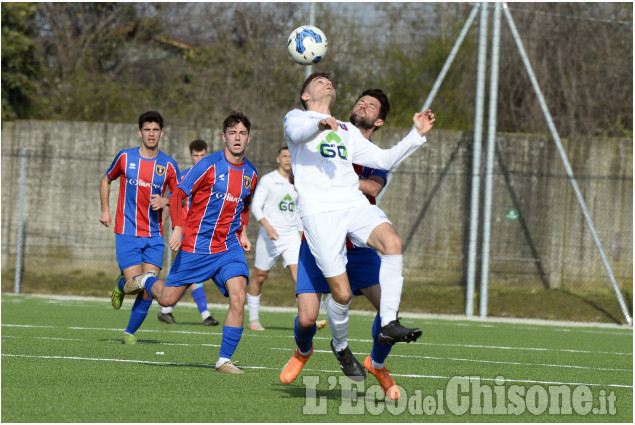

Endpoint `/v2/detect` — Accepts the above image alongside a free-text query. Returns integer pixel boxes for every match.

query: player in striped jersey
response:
[157,139,219,327]
[99,111,180,344]
[123,111,258,374]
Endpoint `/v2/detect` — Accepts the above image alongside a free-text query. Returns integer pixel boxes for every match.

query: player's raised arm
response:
[413,109,435,137]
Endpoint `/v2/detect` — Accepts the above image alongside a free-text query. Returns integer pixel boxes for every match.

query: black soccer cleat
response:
[203,315,219,326]
[330,340,366,382]
[157,312,177,324]
[378,319,422,345]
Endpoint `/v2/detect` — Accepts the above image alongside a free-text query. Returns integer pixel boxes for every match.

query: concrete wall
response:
[1,120,632,289]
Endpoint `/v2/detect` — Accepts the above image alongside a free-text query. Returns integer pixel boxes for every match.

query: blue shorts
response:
[165,245,249,297]
[296,241,380,295]
[115,234,165,272]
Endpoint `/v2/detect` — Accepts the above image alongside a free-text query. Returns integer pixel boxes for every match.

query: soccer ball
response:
[287,25,328,65]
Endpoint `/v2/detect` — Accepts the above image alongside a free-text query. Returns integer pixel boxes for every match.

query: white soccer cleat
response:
[249,320,265,331]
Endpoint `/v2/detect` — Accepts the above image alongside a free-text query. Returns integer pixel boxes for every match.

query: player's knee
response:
[254,269,268,284]
[298,312,317,329]
[331,291,351,306]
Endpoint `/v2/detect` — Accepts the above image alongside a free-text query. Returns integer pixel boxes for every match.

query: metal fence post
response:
[14,148,27,294]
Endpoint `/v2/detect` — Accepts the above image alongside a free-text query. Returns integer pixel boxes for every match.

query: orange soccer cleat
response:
[279,347,313,384]
[363,356,400,400]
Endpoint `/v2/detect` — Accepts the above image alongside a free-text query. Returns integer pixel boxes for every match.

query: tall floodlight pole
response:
[479,3,502,317]
[305,2,316,79]
[465,3,488,317]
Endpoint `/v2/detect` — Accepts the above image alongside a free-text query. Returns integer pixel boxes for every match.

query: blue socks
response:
[371,313,392,365]
[144,276,159,295]
[125,294,152,335]
[117,276,125,292]
[294,316,317,355]
[191,286,209,314]
[219,326,244,360]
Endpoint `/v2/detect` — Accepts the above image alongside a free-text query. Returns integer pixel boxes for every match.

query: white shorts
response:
[254,226,301,271]
[302,204,391,278]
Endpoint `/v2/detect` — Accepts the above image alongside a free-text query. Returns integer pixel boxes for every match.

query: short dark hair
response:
[278,146,289,154]
[189,139,207,153]
[300,72,333,110]
[223,111,251,134]
[138,111,163,130]
[356,89,391,122]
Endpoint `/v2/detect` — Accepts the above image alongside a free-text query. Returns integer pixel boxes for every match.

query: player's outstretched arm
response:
[413,109,435,137]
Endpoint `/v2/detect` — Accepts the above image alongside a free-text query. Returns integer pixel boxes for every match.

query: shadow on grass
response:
[554,289,628,325]
[270,381,375,404]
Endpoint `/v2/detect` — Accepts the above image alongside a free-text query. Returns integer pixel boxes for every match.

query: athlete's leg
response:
[325,273,352,351]
[366,223,403,326]
[296,292,321,341]
[119,264,151,342]
[216,275,247,371]
[280,292,320,384]
[247,267,268,329]
[190,283,217,325]
[359,285,392,367]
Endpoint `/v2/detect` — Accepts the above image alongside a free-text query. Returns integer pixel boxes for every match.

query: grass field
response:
[1,294,632,422]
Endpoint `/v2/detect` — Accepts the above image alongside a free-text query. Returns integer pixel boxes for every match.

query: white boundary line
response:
[3,293,632,331]
[2,323,632,356]
[1,353,631,389]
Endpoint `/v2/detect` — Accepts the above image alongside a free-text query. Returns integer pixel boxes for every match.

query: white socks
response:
[201,310,211,320]
[160,306,174,314]
[379,254,404,326]
[216,357,230,368]
[247,293,260,322]
[327,298,350,351]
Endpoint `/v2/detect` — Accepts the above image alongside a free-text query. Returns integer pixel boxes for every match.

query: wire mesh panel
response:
[1,122,632,323]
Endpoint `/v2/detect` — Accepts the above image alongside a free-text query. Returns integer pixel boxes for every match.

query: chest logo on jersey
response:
[278,194,295,212]
[243,175,252,189]
[129,163,136,170]
[155,165,166,176]
[318,131,348,160]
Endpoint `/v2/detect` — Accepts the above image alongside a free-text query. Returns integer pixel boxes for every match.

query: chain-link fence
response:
[1,121,632,324]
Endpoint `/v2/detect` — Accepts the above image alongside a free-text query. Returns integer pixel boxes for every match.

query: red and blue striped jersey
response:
[178,151,258,254]
[106,148,180,237]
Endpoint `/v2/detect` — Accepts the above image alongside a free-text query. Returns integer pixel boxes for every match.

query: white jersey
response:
[283,108,427,217]
[250,169,301,233]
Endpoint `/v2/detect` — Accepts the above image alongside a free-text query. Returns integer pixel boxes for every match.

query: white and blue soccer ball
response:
[287,25,328,66]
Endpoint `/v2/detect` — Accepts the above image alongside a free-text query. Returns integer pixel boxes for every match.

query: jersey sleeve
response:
[250,174,269,223]
[283,109,322,145]
[367,167,388,184]
[106,150,126,180]
[351,128,427,171]
[165,160,181,195]
[240,170,258,231]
